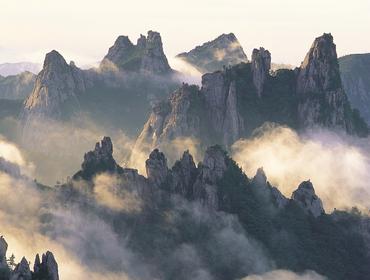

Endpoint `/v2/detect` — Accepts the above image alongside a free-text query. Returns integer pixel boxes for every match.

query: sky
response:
[0,0,370,66]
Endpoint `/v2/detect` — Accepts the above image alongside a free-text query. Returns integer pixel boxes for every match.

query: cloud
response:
[232,125,370,212]
[241,270,326,280]
[168,57,202,85]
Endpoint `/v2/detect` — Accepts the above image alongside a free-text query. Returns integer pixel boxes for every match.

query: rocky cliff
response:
[176,33,248,73]
[296,33,355,131]
[100,31,173,75]
[136,33,368,152]
[22,50,85,121]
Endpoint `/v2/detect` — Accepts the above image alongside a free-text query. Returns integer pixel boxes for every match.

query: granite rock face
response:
[33,252,59,280]
[101,31,172,75]
[146,149,169,187]
[133,84,203,152]
[251,48,271,97]
[22,50,85,121]
[296,33,352,131]
[291,180,325,217]
[176,33,248,73]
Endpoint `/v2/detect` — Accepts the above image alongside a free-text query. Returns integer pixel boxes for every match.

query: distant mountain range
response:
[0,62,40,76]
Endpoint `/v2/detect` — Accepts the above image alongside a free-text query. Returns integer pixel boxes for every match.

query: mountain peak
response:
[298,33,340,94]
[291,180,325,217]
[176,33,248,73]
[74,136,121,180]
[145,148,169,186]
[100,30,172,74]
[251,47,271,96]
[43,50,68,69]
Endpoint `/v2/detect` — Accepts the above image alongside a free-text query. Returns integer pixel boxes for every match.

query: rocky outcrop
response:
[251,48,271,97]
[169,150,198,198]
[291,180,324,217]
[100,31,172,75]
[11,257,32,280]
[33,252,59,280]
[133,84,203,154]
[22,50,85,121]
[202,72,244,146]
[146,149,169,187]
[296,33,353,131]
[73,136,122,180]
[176,33,248,73]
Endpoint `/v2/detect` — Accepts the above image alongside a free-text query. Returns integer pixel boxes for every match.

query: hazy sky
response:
[1,0,369,66]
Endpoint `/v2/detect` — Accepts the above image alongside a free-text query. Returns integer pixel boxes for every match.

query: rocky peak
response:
[145,149,169,186]
[22,50,85,121]
[33,251,59,280]
[101,31,172,75]
[176,33,248,73]
[297,33,341,94]
[11,257,32,280]
[199,145,228,184]
[170,150,198,197]
[74,137,120,180]
[251,47,271,97]
[291,180,325,217]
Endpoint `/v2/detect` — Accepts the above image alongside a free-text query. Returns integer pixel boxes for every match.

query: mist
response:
[232,125,370,212]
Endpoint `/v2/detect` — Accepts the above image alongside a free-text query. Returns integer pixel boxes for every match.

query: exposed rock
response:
[22,50,85,121]
[133,84,203,155]
[145,149,168,187]
[176,33,248,73]
[101,31,172,75]
[296,33,352,131]
[73,136,121,180]
[251,47,271,97]
[192,146,228,209]
[33,252,59,280]
[202,73,244,146]
[11,257,31,280]
[291,180,324,217]
[170,150,198,198]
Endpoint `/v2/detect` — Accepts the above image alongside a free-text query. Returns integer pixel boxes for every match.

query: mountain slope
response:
[176,33,248,73]
[100,30,173,75]
[339,53,370,124]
